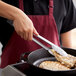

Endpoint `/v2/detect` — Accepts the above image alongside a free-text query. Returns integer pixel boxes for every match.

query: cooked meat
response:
[39,49,76,71]
[51,49,76,68]
[39,61,70,71]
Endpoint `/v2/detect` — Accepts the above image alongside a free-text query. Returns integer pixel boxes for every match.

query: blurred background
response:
[73,0,76,7]
[0,0,76,55]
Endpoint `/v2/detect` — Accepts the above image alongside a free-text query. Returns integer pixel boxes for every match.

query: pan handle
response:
[20,51,31,62]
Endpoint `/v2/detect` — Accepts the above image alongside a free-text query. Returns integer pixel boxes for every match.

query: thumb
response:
[33,27,39,36]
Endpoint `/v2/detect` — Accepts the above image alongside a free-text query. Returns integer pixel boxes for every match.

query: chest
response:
[3,0,66,33]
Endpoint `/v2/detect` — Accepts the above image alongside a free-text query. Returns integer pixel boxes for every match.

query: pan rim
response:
[32,57,76,72]
[28,47,76,72]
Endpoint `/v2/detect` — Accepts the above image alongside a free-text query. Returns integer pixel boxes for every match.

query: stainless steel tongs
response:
[33,35,68,56]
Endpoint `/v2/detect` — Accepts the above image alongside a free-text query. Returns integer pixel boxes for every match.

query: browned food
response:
[39,61,70,71]
[39,49,76,71]
[51,49,76,68]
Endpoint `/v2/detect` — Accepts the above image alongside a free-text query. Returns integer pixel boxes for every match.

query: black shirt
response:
[0,0,76,47]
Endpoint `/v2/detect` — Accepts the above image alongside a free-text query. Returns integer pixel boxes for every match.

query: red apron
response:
[0,0,60,68]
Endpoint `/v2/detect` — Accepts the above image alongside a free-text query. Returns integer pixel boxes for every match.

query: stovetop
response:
[1,62,31,76]
[2,62,41,76]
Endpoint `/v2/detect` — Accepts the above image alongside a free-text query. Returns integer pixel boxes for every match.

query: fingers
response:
[18,27,38,41]
[18,28,33,41]
[21,27,38,41]
[28,29,33,40]
[15,26,39,41]
[24,28,33,40]
[13,15,39,41]
[23,31,29,40]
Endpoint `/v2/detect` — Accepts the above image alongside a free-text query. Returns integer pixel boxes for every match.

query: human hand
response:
[13,10,39,40]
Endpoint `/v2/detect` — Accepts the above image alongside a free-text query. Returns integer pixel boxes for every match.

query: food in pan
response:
[52,49,76,68]
[39,49,76,71]
[39,61,70,71]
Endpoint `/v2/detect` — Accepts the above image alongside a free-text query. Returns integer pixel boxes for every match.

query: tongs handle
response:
[33,38,53,55]
[36,35,54,46]
[33,35,68,56]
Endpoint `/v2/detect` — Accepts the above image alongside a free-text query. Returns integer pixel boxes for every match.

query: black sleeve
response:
[0,17,14,47]
[2,0,19,7]
[60,0,76,33]
[0,0,18,47]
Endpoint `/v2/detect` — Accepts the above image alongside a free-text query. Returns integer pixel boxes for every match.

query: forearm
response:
[0,1,38,40]
[61,28,76,49]
[0,1,23,20]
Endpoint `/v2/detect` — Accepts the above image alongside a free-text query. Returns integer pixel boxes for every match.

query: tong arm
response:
[34,35,68,56]
[33,38,53,55]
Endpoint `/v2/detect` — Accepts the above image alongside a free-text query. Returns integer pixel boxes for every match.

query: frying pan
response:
[21,47,76,76]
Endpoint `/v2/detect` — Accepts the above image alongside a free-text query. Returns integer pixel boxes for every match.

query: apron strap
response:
[19,0,24,11]
[49,0,60,46]
[49,0,54,15]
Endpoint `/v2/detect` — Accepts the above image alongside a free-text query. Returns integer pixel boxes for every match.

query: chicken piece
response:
[39,61,70,71]
[51,49,76,68]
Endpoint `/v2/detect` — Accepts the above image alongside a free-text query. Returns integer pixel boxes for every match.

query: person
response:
[0,0,76,68]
